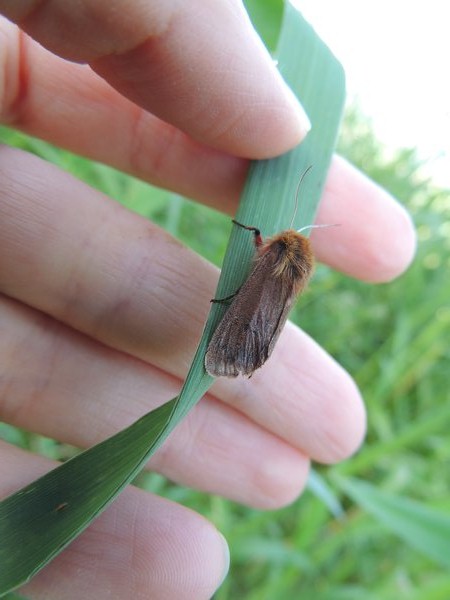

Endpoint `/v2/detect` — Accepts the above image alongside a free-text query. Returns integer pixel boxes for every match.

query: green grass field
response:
[1,2,450,596]
[1,102,449,599]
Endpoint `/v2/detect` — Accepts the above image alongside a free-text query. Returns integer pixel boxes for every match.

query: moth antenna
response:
[289,165,313,229]
[297,223,340,234]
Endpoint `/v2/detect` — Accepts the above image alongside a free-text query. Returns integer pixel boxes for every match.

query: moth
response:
[205,167,332,377]
[204,220,316,377]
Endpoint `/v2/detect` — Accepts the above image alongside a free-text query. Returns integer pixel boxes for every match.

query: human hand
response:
[0,1,416,599]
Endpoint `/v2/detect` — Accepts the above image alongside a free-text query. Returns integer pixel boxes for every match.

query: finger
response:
[0,296,309,509]
[0,20,415,283]
[210,323,367,464]
[0,2,310,157]
[313,155,417,282]
[0,17,248,212]
[0,146,365,466]
[0,442,229,600]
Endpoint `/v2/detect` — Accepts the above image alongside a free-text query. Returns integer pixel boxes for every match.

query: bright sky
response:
[295,0,450,188]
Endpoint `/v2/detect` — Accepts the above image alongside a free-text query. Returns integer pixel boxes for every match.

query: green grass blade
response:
[335,403,450,476]
[340,478,450,567]
[177,2,345,424]
[0,3,345,594]
[0,398,176,591]
[307,469,345,519]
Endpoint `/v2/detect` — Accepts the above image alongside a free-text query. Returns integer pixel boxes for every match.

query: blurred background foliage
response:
[1,1,450,598]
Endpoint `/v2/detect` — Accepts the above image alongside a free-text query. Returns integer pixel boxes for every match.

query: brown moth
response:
[204,220,316,377]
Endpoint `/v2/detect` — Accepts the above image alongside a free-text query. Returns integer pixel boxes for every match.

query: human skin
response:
[0,1,416,598]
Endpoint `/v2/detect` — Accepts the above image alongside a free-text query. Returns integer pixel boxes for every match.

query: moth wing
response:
[205,257,296,377]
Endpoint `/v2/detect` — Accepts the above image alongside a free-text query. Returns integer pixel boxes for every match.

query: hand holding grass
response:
[0,1,416,598]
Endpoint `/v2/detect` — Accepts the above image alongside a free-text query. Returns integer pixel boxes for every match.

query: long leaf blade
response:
[341,478,450,567]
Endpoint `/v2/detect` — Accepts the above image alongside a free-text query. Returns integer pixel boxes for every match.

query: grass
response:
[1,106,449,598]
[1,14,450,600]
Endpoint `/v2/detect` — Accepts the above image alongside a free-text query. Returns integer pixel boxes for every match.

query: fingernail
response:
[269,56,312,139]
[282,81,312,138]
[218,531,230,586]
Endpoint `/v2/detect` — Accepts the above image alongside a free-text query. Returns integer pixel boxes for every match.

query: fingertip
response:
[280,79,312,140]
[212,21,312,157]
[244,74,311,158]
[252,450,310,509]
[186,520,230,595]
[216,532,231,587]
[366,200,417,283]
[342,185,417,284]
[257,326,367,467]
[314,156,417,282]
[318,368,367,464]
[90,0,311,159]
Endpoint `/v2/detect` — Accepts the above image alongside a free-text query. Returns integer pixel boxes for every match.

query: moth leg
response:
[232,219,263,247]
[210,290,238,304]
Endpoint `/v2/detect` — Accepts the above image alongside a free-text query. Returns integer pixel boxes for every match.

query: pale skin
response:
[0,1,416,598]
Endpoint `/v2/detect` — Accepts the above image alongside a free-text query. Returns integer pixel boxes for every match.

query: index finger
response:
[0,0,311,157]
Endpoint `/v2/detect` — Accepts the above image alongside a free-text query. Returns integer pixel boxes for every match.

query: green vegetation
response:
[1,5,450,599]
[2,102,449,598]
